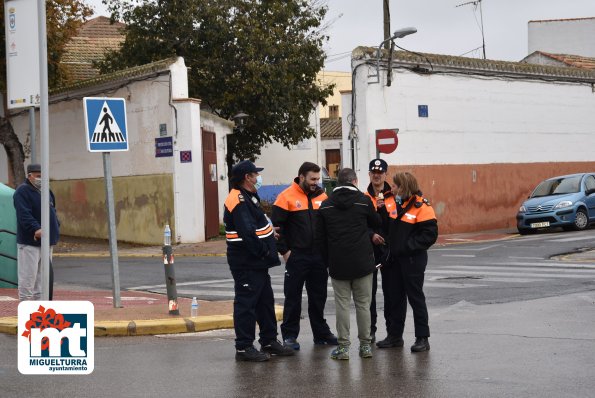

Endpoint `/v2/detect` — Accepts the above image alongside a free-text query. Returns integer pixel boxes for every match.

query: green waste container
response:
[0,183,18,288]
[322,178,338,196]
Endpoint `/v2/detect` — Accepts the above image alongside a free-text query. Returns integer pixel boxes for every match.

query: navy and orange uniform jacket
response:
[364,181,398,237]
[223,188,280,271]
[365,182,397,261]
[272,178,327,255]
[388,194,438,257]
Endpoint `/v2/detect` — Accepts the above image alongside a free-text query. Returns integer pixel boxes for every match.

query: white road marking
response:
[432,244,501,252]
[444,265,595,273]
[441,254,477,258]
[547,235,595,243]
[426,269,595,279]
[508,256,543,260]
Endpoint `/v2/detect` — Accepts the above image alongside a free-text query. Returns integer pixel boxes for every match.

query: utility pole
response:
[456,0,487,59]
[383,0,390,49]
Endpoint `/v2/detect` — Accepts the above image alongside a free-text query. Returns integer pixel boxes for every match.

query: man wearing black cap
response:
[223,160,295,362]
[13,164,60,301]
[364,158,400,347]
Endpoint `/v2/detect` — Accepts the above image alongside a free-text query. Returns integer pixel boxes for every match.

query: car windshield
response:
[531,176,582,198]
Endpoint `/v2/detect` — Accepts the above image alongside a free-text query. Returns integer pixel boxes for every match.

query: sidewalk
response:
[2,229,593,337]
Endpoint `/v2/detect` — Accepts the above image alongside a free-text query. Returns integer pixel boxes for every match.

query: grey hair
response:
[337,168,357,184]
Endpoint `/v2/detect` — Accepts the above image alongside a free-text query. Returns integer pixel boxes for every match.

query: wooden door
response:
[202,129,219,239]
[325,149,341,178]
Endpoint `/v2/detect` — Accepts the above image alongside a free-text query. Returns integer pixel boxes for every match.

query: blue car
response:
[516,172,595,234]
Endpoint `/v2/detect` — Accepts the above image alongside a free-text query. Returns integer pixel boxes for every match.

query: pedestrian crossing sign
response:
[83,97,129,152]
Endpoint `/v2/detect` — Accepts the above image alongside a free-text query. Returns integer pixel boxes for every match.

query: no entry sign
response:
[376,129,399,154]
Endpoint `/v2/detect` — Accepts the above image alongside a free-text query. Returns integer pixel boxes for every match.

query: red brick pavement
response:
[0,288,233,321]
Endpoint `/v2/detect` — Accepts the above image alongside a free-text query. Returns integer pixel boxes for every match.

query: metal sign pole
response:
[102,152,121,308]
[29,107,36,162]
[37,0,50,300]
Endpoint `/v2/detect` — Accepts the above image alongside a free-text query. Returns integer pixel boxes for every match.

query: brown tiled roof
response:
[51,57,178,96]
[62,17,125,82]
[353,48,595,82]
[78,16,125,37]
[534,52,595,70]
[320,117,342,140]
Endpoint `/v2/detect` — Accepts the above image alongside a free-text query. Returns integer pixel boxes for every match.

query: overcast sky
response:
[87,0,595,71]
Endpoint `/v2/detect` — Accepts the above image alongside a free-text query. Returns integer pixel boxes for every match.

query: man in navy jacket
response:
[13,164,60,301]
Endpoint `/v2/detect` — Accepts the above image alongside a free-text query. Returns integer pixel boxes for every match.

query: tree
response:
[100,0,334,174]
[0,0,92,186]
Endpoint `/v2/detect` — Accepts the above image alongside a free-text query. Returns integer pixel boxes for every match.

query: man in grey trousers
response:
[316,168,380,360]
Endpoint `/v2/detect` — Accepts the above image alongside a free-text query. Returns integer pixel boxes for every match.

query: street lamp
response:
[232,112,249,132]
[369,27,417,84]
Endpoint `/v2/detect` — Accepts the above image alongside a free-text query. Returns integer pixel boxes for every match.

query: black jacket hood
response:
[329,184,361,210]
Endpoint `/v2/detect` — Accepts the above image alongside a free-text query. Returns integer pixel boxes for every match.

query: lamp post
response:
[368,27,417,85]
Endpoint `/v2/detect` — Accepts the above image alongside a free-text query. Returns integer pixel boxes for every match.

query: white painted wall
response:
[528,18,595,57]
[349,62,595,183]
[0,57,232,243]
[255,106,321,184]
[171,99,204,243]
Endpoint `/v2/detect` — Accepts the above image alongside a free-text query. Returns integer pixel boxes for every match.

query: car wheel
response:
[573,208,589,231]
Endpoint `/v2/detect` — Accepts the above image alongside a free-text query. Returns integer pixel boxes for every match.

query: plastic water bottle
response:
[191,297,199,317]
[164,224,171,246]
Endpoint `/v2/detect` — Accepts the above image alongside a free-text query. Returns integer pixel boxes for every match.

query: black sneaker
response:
[236,346,270,362]
[411,337,430,353]
[313,334,339,345]
[262,340,296,356]
[376,335,404,348]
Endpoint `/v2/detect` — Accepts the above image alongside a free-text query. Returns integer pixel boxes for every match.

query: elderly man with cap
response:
[13,163,60,301]
[364,158,399,346]
[223,160,295,362]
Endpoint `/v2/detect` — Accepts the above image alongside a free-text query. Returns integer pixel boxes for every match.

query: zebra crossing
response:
[128,259,595,300]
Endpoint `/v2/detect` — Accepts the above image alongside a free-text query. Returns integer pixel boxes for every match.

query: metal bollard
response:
[162,225,179,315]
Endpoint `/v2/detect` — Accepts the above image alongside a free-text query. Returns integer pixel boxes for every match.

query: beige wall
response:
[52,174,174,245]
[386,162,595,234]
[317,71,351,118]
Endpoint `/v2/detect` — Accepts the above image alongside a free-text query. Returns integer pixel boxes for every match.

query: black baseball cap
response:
[27,164,41,173]
[231,160,263,178]
[369,158,388,172]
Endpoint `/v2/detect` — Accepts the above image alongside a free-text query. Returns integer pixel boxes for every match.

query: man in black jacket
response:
[316,168,380,360]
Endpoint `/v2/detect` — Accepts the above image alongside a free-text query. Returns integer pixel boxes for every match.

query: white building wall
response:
[528,18,595,57]
[171,100,204,243]
[1,57,232,243]
[349,64,595,183]
[9,78,174,180]
[255,106,321,185]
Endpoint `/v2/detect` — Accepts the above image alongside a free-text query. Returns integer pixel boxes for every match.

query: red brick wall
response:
[387,162,595,234]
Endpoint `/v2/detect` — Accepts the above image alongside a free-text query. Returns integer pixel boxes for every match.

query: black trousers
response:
[385,252,430,338]
[370,266,392,335]
[281,251,331,340]
[231,268,278,350]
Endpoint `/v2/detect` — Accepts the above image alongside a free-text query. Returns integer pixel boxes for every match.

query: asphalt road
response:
[1,228,594,397]
[51,228,595,309]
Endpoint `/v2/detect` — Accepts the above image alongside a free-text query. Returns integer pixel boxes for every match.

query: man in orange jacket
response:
[272,162,337,350]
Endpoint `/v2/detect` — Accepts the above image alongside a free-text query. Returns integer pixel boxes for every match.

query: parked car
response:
[516,173,595,234]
